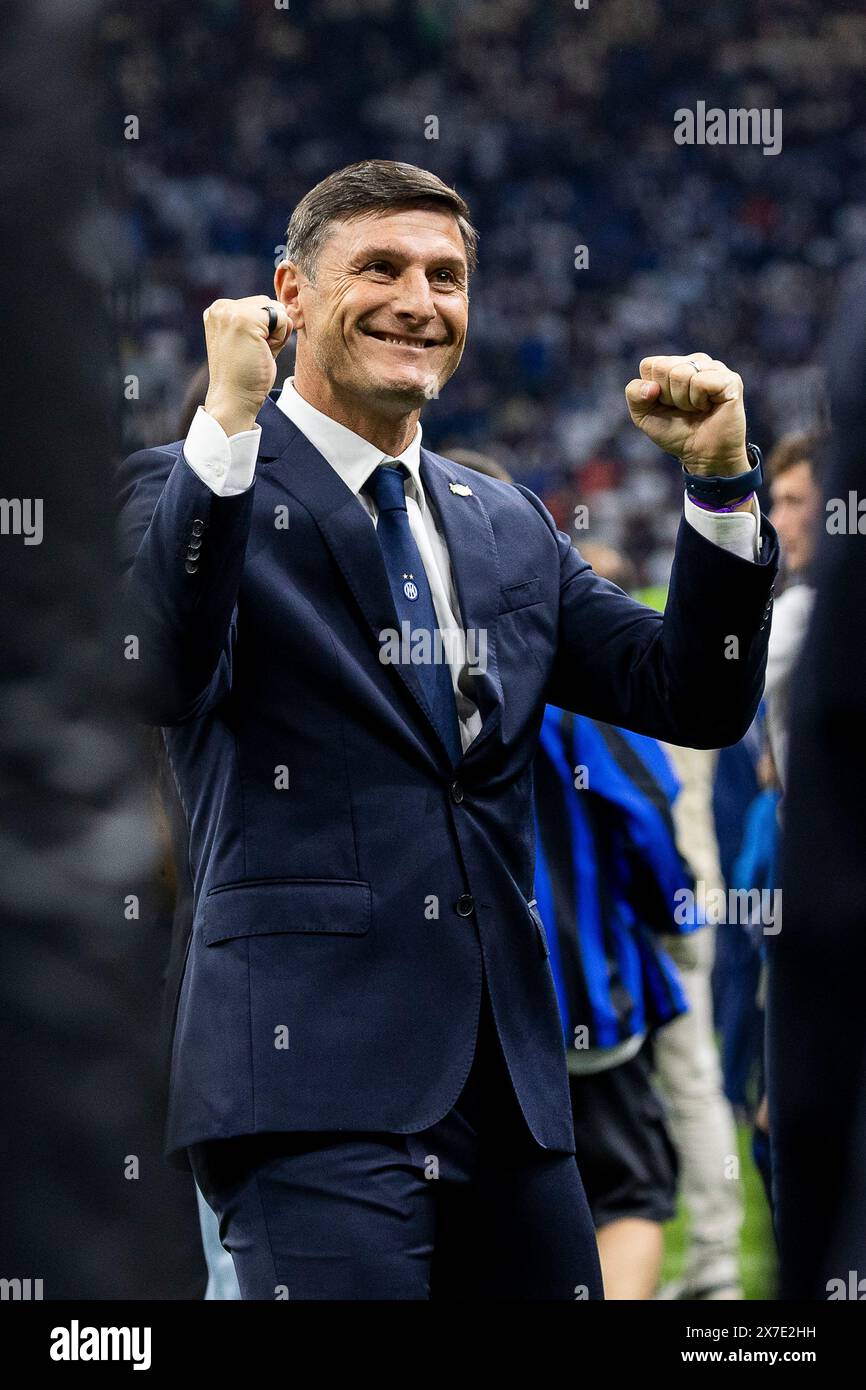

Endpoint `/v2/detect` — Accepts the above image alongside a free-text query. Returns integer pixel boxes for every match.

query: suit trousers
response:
[189,970,603,1300]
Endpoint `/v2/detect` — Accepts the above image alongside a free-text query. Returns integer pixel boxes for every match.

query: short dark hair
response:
[766,429,824,483]
[283,160,478,280]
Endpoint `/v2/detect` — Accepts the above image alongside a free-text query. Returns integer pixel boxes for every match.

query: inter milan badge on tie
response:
[402,572,419,601]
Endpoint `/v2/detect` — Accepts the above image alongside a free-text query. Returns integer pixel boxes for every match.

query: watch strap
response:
[682,443,763,506]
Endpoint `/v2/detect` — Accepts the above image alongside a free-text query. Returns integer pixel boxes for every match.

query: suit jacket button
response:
[188,536,202,552]
[450,780,464,804]
[185,559,199,574]
[455,894,474,917]
[191,519,205,536]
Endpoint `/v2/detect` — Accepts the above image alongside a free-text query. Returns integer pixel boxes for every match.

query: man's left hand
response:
[625,352,749,477]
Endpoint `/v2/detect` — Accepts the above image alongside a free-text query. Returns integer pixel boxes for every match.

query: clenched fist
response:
[625,352,749,477]
[202,296,293,437]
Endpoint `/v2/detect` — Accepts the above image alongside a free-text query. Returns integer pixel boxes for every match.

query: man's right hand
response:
[202,296,293,437]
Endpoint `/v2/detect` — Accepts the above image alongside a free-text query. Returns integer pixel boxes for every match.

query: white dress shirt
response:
[182,379,761,751]
[184,380,482,749]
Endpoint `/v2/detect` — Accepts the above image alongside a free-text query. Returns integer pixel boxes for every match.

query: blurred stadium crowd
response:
[104,0,864,583]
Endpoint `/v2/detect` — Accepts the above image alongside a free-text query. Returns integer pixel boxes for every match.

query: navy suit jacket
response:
[117,394,778,1163]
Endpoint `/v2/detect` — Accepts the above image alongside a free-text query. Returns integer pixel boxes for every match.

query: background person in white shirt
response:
[765,430,824,788]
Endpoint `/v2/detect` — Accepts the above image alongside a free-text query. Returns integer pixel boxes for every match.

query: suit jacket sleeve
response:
[116,444,256,725]
[515,484,779,749]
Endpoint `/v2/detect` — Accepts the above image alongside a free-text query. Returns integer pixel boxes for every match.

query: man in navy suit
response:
[118,160,778,1300]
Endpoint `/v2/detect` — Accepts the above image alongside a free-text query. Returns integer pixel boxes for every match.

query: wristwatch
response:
[682,443,763,507]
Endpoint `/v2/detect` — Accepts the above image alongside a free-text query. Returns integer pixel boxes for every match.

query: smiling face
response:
[276,205,469,429]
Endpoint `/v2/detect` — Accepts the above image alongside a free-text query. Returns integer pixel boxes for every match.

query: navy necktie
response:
[364,463,462,766]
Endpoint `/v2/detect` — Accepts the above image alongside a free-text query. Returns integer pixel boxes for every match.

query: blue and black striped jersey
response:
[533,706,696,1052]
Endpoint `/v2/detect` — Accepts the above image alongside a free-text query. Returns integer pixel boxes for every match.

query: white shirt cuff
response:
[684,492,761,563]
[182,406,260,497]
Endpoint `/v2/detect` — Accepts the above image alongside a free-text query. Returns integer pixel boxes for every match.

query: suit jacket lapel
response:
[256,397,456,767]
[419,449,503,760]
